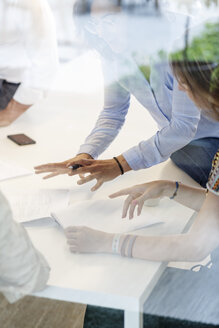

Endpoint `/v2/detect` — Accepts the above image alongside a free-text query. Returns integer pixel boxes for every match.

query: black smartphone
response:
[7,134,36,146]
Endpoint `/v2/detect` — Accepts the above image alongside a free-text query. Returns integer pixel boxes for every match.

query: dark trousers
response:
[170,137,219,188]
[0,79,20,110]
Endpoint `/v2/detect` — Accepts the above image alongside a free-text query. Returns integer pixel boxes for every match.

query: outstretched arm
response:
[65,191,219,263]
[109,180,206,218]
[35,75,131,189]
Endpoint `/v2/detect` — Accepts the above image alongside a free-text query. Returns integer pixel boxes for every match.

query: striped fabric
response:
[207,150,219,195]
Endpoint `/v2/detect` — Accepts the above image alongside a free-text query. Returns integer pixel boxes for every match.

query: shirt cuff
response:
[13,85,44,105]
[77,145,99,159]
[122,147,146,170]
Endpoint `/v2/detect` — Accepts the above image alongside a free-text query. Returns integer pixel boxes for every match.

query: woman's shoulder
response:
[207,150,219,195]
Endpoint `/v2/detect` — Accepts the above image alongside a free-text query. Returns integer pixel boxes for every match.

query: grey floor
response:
[0,293,86,328]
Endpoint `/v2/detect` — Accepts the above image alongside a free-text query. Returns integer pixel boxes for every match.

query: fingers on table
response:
[91,179,103,192]
[109,187,131,198]
[35,167,68,174]
[122,195,135,219]
[77,174,96,185]
[122,195,142,219]
[42,172,62,179]
[65,227,83,253]
[76,171,104,191]
[136,196,145,216]
[128,199,139,220]
[34,163,63,170]
[70,246,79,253]
[68,165,98,177]
[65,226,81,234]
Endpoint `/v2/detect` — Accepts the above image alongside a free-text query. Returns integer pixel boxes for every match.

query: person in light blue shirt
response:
[35,6,219,189]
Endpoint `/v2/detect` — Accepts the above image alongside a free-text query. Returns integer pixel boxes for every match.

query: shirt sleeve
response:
[79,59,201,169]
[78,60,130,159]
[13,0,59,105]
[122,65,201,170]
[207,151,219,196]
[0,192,50,303]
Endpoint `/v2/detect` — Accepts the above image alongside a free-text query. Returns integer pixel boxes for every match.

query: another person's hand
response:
[65,226,113,254]
[109,180,173,219]
[66,155,131,191]
[34,153,92,179]
[0,99,31,127]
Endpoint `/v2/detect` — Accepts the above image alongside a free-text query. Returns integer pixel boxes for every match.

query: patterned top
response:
[207,150,219,195]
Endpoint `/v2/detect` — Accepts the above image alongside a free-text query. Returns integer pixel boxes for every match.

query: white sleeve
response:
[13,0,59,105]
[0,192,50,303]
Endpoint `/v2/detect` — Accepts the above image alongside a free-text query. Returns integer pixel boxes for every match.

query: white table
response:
[0,87,197,328]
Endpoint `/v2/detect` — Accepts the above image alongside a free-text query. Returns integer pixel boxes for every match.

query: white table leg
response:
[124,308,143,328]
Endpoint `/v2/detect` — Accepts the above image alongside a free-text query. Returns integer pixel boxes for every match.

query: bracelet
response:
[113,157,124,175]
[112,234,122,254]
[119,235,137,258]
[170,181,180,200]
[127,235,138,258]
[120,235,131,257]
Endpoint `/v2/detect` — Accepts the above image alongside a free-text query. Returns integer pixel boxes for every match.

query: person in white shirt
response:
[0,0,58,126]
[0,191,50,303]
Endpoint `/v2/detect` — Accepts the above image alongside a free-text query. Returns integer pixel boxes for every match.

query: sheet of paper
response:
[51,198,164,233]
[2,188,70,222]
[0,160,33,181]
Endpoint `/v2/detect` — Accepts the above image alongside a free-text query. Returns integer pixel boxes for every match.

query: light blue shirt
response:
[78,40,219,170]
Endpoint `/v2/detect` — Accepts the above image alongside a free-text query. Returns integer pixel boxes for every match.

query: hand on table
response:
[65,226,113,254]
[67,157,123,192]
[109,180,172,219]
[35,154,130,192]
[0,99,31,127]
[34,153,92,180]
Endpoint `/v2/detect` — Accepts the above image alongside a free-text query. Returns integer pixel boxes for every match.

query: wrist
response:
[103,233,114,253]
[116,155,131,173]
[161,181,176,198]
[77,153,93,159]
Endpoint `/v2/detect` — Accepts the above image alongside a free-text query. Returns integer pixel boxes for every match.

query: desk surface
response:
[0,88,196,315]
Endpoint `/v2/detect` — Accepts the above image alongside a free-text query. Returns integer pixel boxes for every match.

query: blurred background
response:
[1,0,218,95]
[43,0,219,95]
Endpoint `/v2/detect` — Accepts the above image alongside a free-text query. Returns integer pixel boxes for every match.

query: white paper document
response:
[2,188,70,223]
[0,160,32,181]
[51,198,164,233]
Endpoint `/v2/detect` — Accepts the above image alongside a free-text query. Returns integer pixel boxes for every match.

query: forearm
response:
[78,108,128,159]
[101,231,203,262]
[123,118,199,171]
[132,234,199,262]
[106,193,218,262]
[79,78,130,159]
[163,181,206,211]
[66,194,219,263]
[0,99,31,126]
[132,192,219,262]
